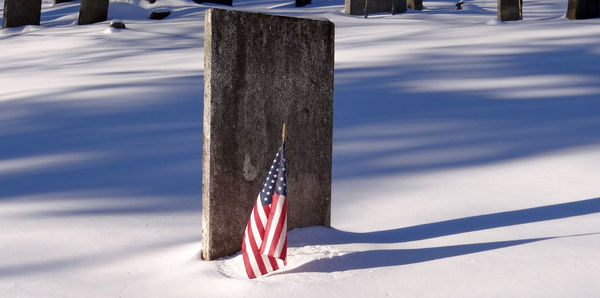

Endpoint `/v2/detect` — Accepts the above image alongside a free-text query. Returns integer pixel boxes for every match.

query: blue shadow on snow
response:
[290,197,600,246]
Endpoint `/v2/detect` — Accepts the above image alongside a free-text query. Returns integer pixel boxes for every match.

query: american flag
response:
[241,143,288,279]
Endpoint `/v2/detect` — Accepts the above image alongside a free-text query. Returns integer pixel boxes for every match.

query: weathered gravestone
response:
[78,0,109,25]
[149,9,171,20]
[202,8,334,260]
[2,0,42,29]
[193,0,233,6]
[498,0,522,21]
[296,0,312,7]
[344,0,407,15]
[567,0,600,19]
[407,0,423,11]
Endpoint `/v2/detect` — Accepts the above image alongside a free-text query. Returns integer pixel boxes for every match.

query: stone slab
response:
[78,0,109,25]
[344,0,407,15]
[149,9,171,20]
[202,8,334,260]
[193,0,233,6]
[296,0,312,7]
[567,0,600,19]
[498,0,522,21]
[2,0,42,29]
[407,0,423,11]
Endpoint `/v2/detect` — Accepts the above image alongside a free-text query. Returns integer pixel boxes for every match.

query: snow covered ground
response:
[1,0,599,296]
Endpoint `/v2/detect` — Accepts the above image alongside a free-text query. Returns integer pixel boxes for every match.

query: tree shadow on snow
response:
[289,197,600,246]
[282,233,596,273]
[332,41,600,180]
[281,197,600,273]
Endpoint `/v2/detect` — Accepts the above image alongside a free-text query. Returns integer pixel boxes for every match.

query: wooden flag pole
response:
[282,122,287,143]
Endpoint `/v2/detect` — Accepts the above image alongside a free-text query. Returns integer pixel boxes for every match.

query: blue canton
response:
[259,144,287,206]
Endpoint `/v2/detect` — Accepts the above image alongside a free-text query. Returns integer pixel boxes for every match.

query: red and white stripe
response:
[242,194,287,279]
[260,193,287,260]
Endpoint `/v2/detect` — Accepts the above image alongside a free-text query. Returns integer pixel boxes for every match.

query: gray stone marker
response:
[498,0,522,21]
[296,0,312,7]
[78,0,109,25]
[407,0,423,10]
[344,0,407,15]
[202,8,334,261]
[2,0,42,29]
[567,0,600,19]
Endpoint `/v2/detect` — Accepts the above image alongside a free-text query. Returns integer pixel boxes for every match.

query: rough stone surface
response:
[193,0,233,6]
[54,0,73,4]
[498,0,522,21]
[2,0,42,29]
[202,8,334,261]
[567,0,600,19]
[78,0,109,25]
[296,0,312,7]
[407,0,423,11]
[149,9,171,20]
[344,0,407,15]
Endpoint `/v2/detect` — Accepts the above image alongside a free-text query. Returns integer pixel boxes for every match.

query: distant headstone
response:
[78,0,109,25]
[202,8,334,261]
[2,0,42,29]
[109,20,126,29]
[54,0,73,4]
[407,0,423,10]
[193,0,233,6]
[344,0,407,15]
[149,9,171,20]
[567,0,600,19]
[498,0,522,21]
[296,0,312,7]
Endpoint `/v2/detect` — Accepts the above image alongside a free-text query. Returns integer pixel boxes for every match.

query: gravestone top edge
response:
[205,7,334,26]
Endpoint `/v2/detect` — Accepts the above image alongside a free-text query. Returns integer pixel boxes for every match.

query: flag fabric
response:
[241,143,288,279]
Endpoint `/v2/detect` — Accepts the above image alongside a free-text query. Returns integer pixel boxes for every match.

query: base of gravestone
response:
[78,0,109,25]
[498,0,522,21]
[193,0,233,6]
[2,0,42,29]
[296,0,312,7]
[202,8,334,261]
[344,0,407,15]
[407,0,423,11]
[567,0,600,19]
